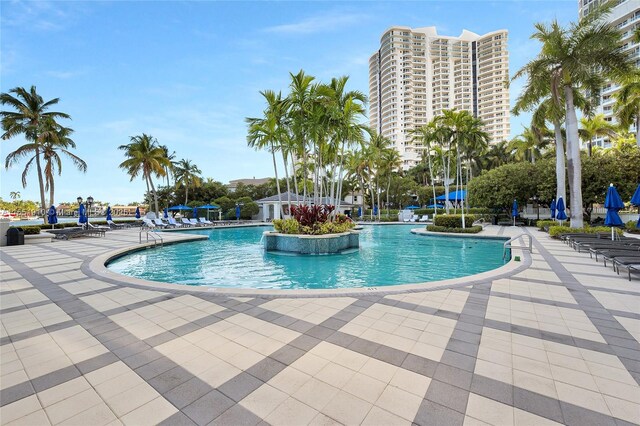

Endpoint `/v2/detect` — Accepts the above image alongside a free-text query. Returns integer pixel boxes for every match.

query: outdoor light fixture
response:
[78,195,94,228]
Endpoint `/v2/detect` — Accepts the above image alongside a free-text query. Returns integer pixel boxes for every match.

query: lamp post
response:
[533,195,540,221]
[77,196,94,228]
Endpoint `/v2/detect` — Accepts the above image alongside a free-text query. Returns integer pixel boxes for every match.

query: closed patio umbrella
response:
[192,207,198,219]
[106,206,112,221]
[556,197,567,226]
[135,207,140,219]
[604,183,624,241]
[78,203,87,224]
[47,206,58,229]
[163,208,169,219]
[550,199,556,220]
[631,183,640,229]
[235,205,241,220]
[512,199,518,226]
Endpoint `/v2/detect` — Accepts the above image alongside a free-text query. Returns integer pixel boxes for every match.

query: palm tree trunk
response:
[444,149,450,214]
[148,174,159,216]
[564,86,584,228]
[376,177,381,221]
[636,115,640,148]
[386,175,391,218]
[34,146,47,222]
[185,185,189,205]
[458,150,465,229]
[336,142,345,213]
[553,119,567,205]
[427,148,437,218]
[49,175,55,207]
[271,148,284,218]
[291,153,300,199]
[282,151,292,218]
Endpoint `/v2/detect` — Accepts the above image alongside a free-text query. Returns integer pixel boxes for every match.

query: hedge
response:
[626,220,640,234]
[548,225,624,238]
[434,214,476,228]
[21,226,42,235]
[426,225,483,234]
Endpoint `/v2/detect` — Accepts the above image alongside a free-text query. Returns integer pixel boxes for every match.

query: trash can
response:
[7,227,24,246]
[492,215,498,225]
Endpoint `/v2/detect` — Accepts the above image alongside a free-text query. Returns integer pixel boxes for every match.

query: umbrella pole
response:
[611,227,614,241]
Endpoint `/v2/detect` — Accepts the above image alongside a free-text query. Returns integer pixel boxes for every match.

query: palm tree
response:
[118,134,169,216]
[159,145,177,187]
[579,113,618,156]
[613,70,640,147]
[380,147,402,217]
[513,5,634,227]
[39,119,87,206]
[9,191,20,200]
[411,121,440,217]
[246,90,289,217]
[481,140,512,170]
[508,127,549,163]
[1,86,71,221]
[174,159,202,205]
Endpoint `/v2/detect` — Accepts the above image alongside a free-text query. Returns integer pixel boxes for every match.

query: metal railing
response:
[503,233,532,260]
[139,228,163,248]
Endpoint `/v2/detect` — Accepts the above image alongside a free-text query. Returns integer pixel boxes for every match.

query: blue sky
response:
[0,1,576,205]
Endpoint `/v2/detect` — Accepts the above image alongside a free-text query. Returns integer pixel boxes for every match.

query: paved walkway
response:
[1,226,639,425]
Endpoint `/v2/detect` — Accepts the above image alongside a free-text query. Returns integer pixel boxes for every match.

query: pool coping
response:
[88,227,533,298]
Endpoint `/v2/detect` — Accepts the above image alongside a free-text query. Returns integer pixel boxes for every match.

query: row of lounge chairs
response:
[404,215,430,223]
[560,232,640,280]
[48,226,106,240]
[141,217,214,229]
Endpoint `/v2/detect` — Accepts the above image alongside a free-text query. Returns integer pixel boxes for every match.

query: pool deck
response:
[1,225,639,425]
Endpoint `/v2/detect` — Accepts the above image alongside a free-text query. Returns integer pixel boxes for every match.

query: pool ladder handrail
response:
[503,233,532,260]
[139,228,164,248]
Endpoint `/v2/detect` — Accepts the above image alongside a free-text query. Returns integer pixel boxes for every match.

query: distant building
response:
[579,0,640,148]
[227,177,271,192]
[369,26,510,169]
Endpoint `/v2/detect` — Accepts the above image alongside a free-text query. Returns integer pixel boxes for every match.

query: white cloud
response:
[264,12,370,35]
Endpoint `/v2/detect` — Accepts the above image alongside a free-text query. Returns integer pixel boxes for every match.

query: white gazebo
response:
[255,192,354,222]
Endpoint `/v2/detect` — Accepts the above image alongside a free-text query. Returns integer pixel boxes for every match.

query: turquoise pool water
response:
[107,225,508,290]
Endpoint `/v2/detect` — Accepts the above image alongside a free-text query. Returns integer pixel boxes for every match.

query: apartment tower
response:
[369,26,510,169]
[579,0,640,148]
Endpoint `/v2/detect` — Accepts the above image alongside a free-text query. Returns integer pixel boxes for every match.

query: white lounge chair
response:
[88,222,110,231]
[198,217,213,225]
[419,215,429,222]
[153,219,168,228]
[181,218,193,227]
[167,217,182,227]
[107,220,131,229]
[189,218,201,227]
[410,215,419,222]
[142,218,156,229]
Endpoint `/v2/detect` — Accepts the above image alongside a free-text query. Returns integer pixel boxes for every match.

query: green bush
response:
[434,214,476,228]
[548,225,624,238]
[426,225,482,234]
[21,226,41,235]
[536,220,557,230]
[625,220,640,234]
[273,218,300,234]
[273,218,355,235]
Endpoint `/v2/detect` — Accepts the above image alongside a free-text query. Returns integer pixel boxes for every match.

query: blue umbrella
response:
[235,205,241,220]
[198,204,219,221]
[47,206,58,227]
[406,205,420,210]
[192,207,199,219]
[556,197,567,224]
[604,183,624,240]
[106,206,112,221]
[511,199,518,226]
[373,205,378,216]
[163,208,168,219]
[78,203,87,224]
[357,206,362,218]
[631,183,640,229]
[426,204,445,209]
[550,199,556,220]
[135,207,141,219]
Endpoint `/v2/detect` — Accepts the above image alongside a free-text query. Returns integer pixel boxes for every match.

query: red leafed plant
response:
[290,204,335,227]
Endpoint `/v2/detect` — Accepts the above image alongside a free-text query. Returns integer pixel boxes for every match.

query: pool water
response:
[107,225,508,290]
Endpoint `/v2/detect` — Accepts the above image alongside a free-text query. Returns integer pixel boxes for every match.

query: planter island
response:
[263,230,359,255]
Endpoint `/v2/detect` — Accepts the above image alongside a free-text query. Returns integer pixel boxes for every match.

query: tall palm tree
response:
[39,119,87,206]
[613,70,640,147]
[579,113,618,156]
[1,86,71,221]
[159,145,177,187]
[380,147,402,217]
[508,127,549,163]
[411,121,440,216]
[246,90,289,218]
[118,134,169,216]
[513,5,634,227]
[9,191,20,200]
[174,159,202,205]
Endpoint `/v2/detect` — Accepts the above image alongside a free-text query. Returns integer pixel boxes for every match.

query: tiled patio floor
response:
[1,226,639,425]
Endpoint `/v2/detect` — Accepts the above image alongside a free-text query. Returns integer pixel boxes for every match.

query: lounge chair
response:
[418,215,429,222]
[167,217,183,227]
[612,256,640,279]
[600,251,640,268]
[199,217,213,225]
[50,227,105,240]
[189,218,201,227]
[410,215,419,222]
[153,219,168,228]
[107,220,131,229]
[87,222,110,231]
[589,245,640,260]
[142,218,157,229]
[181,218,193,227]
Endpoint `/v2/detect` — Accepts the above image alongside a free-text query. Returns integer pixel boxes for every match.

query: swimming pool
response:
[107,225,508,290]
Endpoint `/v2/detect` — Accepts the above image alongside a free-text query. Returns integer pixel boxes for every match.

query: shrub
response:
[21,226,41,235]
[536,220,557,230]
[290,204,334,227]
[273,217,354,235]
[625,220,640,234]
[273,218,300,234]
[426,225,482,234]
[434,214,476,228]
[548,225,624,238]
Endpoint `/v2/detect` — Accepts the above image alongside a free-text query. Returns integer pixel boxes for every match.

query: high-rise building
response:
[578,0,640,148]
[369,26,510,169]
